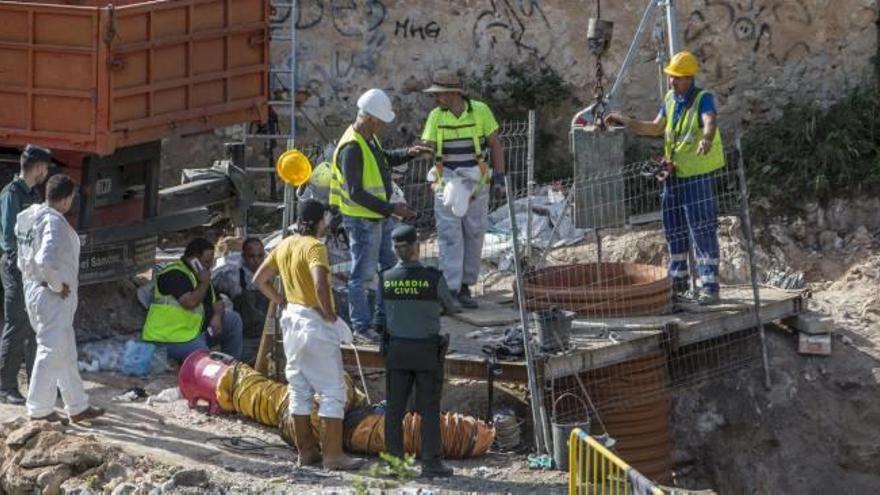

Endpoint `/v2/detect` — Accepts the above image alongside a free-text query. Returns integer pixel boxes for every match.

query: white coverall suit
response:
[280,304,353,419]
[15,204,89,418]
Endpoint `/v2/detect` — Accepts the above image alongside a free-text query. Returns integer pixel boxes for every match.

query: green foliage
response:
[742,86,880,209]
[465,62,581,182]
[352,452,418,495]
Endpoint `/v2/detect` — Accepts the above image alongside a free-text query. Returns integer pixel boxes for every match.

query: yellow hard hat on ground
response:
[664,51,700,77]
[276,149,312,186]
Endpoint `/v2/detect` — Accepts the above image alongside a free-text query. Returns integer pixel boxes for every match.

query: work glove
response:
[491,171,506,197]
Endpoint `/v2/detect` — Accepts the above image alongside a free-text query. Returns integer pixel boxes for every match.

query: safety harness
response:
[432,104,491,198]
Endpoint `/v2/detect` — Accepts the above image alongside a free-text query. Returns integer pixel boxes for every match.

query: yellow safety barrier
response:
[569,428,664,495]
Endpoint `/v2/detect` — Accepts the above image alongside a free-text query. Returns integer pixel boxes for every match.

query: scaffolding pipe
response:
[664,0,681,57]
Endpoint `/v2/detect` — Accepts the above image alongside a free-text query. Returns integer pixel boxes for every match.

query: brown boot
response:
[292,415,322,466]
[70,406,104,423]
[321,417,364,471]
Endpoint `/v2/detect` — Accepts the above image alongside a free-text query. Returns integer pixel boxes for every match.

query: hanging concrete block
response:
[571,126,627,230]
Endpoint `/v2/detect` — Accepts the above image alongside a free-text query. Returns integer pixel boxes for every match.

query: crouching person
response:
[16,174,103,423]
[254,199,364,471]
[376,224,459,478]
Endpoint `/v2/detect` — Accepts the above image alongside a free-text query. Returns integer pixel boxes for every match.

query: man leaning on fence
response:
[329,88,429,343]
[421,70,506,309]
[604,51,725,305]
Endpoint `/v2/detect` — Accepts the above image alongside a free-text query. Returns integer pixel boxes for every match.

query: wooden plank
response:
[340,345,529,384]
[543,292,804,379]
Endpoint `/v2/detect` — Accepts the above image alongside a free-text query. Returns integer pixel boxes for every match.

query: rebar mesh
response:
[532,144,766,482]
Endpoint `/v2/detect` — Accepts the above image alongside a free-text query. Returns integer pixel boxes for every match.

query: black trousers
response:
[385,367,443,462]
[0,254,36,391]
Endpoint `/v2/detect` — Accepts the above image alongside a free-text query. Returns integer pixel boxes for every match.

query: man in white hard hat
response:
[421,70,506,309]
[329,89,430,342]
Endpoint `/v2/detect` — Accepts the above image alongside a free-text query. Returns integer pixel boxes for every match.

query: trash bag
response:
[121,340,156,377]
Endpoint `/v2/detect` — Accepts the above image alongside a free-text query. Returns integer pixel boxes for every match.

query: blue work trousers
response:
[342,215,396,332]
[661,174,720,295]
[163,310,244,364]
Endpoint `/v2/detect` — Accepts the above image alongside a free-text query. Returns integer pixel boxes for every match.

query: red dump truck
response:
[0,0,268,283]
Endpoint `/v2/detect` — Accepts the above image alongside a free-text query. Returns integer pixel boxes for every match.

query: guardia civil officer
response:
[374,224,460,478]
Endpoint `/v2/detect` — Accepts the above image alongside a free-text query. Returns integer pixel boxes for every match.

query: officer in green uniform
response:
[375,224,460,478]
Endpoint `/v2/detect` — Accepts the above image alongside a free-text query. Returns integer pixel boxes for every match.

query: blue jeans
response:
[342,215,396,332]
[164,310,244,364]
[661,174,720,294]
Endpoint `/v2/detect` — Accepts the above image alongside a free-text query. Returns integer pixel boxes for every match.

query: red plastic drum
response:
[177,349,234,414]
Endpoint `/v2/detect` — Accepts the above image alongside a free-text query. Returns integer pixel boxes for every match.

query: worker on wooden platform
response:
[0,145,50,405]
[17,174,104,423]
[375,223,459,478]
[421,70,506,309]
[253,199,364,471]
[329,88,428,343]
[604,51,725,305]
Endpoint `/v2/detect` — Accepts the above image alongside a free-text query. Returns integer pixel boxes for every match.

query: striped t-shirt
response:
[421,99,500,170]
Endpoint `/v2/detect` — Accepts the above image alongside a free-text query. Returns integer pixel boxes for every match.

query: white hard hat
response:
[357,89,396,123]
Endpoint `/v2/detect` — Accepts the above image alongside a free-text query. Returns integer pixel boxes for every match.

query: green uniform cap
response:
[392,224,417,244]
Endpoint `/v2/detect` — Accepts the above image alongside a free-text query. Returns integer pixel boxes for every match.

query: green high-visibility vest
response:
[329,126,387,219]
[142,260,216,343]
[663,89,725,178]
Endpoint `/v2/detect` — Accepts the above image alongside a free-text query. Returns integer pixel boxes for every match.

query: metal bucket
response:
[551,393,590,471]
[531,308,575,352]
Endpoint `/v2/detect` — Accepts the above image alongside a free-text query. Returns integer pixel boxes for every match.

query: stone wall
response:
[162,0,878,177]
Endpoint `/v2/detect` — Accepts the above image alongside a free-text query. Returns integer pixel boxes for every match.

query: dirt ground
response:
[3,198,880,494]
[0,369,566,494]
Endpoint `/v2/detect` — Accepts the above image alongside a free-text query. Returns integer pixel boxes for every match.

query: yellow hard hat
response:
[276,149,312,186]
[309,161,333,189]
[664,51,700,77]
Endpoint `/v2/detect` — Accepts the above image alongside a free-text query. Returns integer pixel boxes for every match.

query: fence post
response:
[526,110,536,259]
[735,132,771,389]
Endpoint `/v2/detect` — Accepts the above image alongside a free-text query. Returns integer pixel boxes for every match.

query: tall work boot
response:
[293,415,322,466]
[321,417,365,471]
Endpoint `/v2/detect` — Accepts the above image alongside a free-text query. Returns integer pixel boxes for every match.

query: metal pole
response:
[526,110,536,260]
[506,178,551,455]
[281,0,298,234]
[664,0,681,57]
[735,133,771,390]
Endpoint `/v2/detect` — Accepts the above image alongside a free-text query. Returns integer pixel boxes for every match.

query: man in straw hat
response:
[604,51,725,305]
[421,70,506,310]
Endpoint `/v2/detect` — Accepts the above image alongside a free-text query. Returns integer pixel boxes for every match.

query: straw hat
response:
[423,69,464,94]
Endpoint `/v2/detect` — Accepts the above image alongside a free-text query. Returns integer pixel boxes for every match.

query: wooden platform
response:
[342,285,804,384]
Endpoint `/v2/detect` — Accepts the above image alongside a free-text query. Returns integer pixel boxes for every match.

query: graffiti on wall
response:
[472,0,555,60]
[270,0,390,105]
[684,0,813,80]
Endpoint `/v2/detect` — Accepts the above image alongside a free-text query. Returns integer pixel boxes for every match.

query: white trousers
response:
[435,187,489,292]
[280,304,350,419]
[25,285,89,418]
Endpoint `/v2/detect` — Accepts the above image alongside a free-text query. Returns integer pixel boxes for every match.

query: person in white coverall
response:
[16,174,104,423]
[253,199,364,471]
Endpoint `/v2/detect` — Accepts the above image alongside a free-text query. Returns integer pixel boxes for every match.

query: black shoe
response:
[353,327,381,344]
[457,285,478,309]
[0,389,25,405]
[421,461,453,478]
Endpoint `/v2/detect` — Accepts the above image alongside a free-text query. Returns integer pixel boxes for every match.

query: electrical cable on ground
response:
[350,344,372,404]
